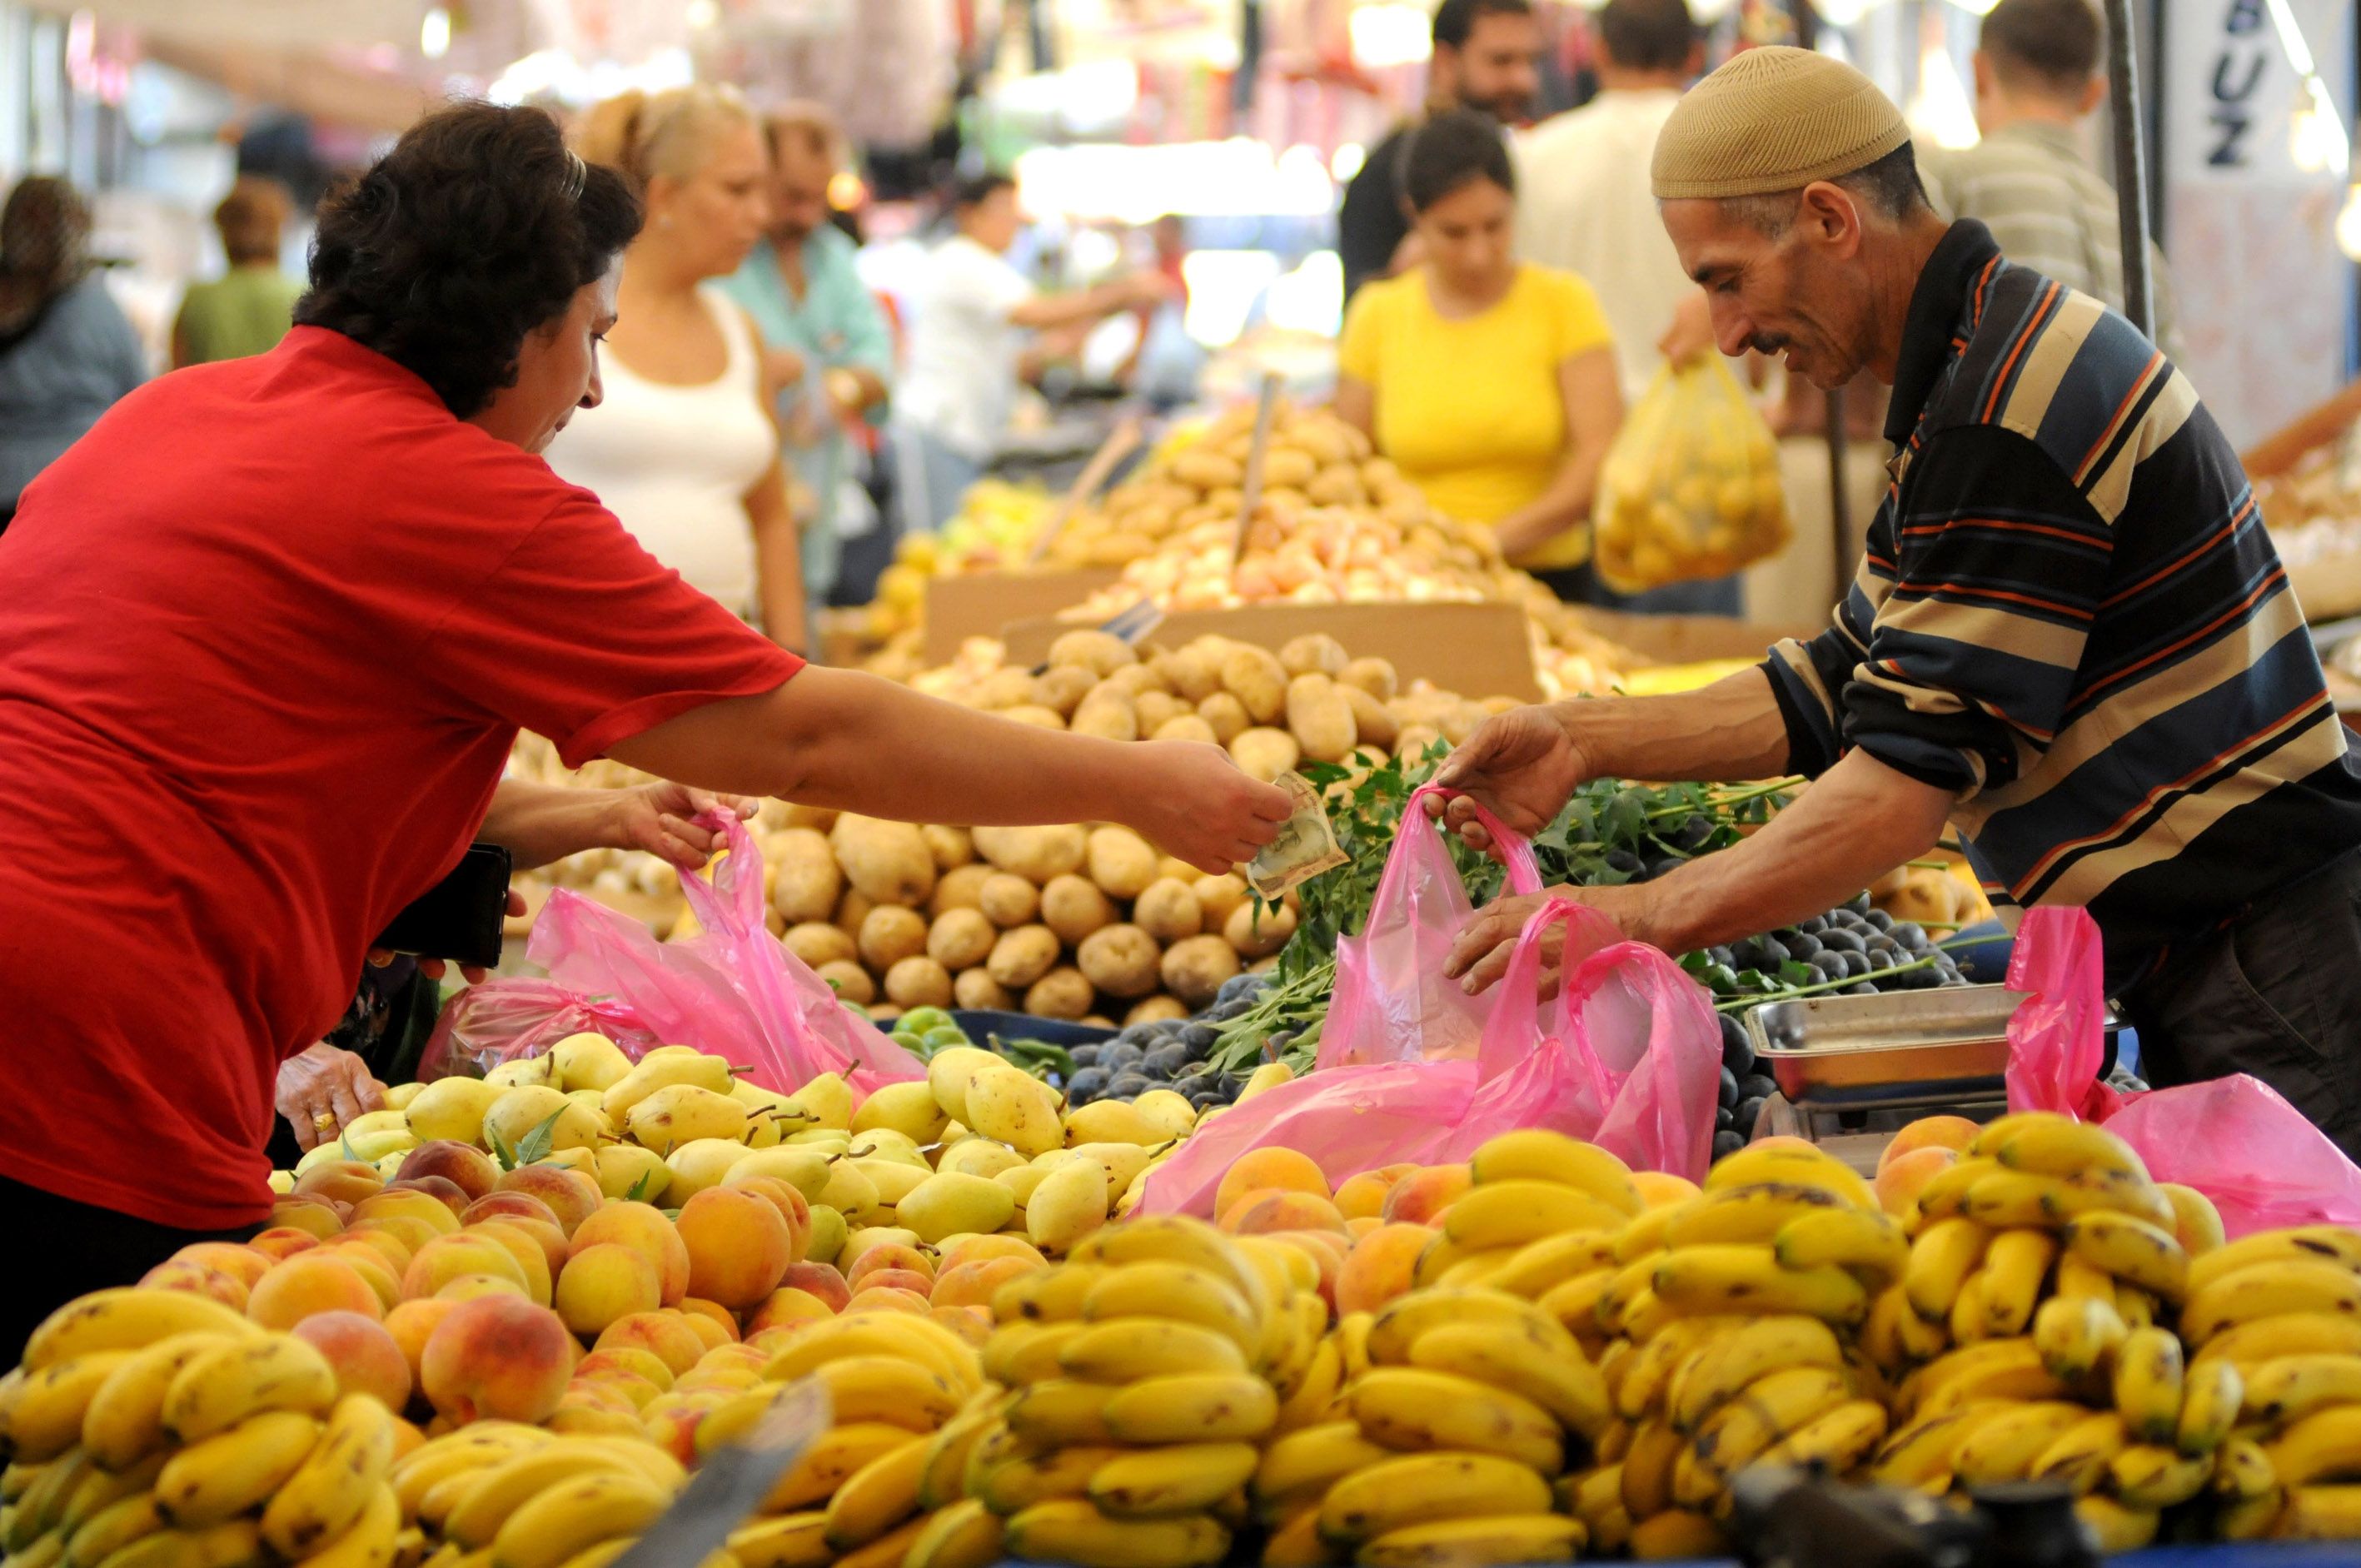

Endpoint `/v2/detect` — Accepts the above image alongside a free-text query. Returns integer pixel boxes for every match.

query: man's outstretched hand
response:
[1425,705,1591,854]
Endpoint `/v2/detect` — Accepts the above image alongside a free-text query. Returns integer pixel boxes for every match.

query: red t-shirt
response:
[0,327,802,1230]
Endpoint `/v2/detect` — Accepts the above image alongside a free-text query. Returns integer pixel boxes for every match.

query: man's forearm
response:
[1640,748,1954,953]
[613,667,1152,827]
[479,779,626,872]
[1560,668,1794,784]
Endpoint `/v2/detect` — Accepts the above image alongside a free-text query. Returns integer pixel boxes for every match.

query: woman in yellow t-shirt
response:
[1333,109,1621,587]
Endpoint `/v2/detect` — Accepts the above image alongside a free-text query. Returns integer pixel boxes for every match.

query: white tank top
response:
[544,285,776,618]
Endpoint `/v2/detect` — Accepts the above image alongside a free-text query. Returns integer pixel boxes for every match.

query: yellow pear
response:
[1068,1142,1153,1195]
[268,1169,296,1195]
[601,1052,735,1121]
[938,1140,1025,1181]
[846,1131,929,1169]
[485,1055,552,1089]
[1027,1160,1110,1254]
[663,1137,752,1202]
[817,1160,881,1221]
[549,1032,634,1094]
[381,1083,423,1112]
[899,1172,1017,1243]
[595,1143,671,1202]
[405,1077,504,1146]
[849,1157,929,1207]
[852,1081,949,1145]
[925,1046,1002,1126]
[725,1146,834,1202]
[966,1064,1063,1158]
[1061,1100,1163,1148]
[1128,1090,1198,1141]
[538,1145,599,1177]
[994,1165,1054,1208]
[782,1072,853,1132]
[373,1150,409,1181]
[624,1083,750,1155]
[785,1129,852,1153]
[482,1084,601,1154]
[804,1204,849,1264]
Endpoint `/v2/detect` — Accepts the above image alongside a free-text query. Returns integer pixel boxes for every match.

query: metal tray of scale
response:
[1745,984,2118,1109]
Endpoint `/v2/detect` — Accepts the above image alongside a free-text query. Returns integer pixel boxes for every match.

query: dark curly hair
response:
[296,102,640,420]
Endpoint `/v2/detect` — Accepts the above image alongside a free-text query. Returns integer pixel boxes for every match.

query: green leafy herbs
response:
[624,1169,655,1203]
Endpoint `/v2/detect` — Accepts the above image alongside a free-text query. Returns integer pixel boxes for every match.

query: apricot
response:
[138,1259,249,1312]
[1333,1171,1397,1222]
[1631,1172,1701,1209]
[1345,1217,1382,1240]
[1222,1191,1347,1236]
[1874,1145,1958,1220]
[171,1243,274,1292]
[595,1311,707,1377]
[555,1244,664,1338]
[494,1164,603,1236]
[931,1255,1044,1309]
[844,1243,936,1291]
[270,1196,347,1240]
[462,1191,563,1230]
[351,1215,440,1257]
[744,1288,836,1336]
[311,1243,404,1312]
[294,1161,385,1207]
[385,1174,472,1217]
[436,1275,527,1303]
[775,1262,851,1315]
[384,1298,460,1383]
[331,1227,415,1277]
[464,1222,554,1306]
[247,1227,324,1262]
[721,1175,813,1264]
[574,1346,676,1391]
[930,1305,992,1348]
[1377,1166,1472,1227]
[850,1267,933,1299]
[403,1232,530,1302]
[675,1187,796,1310]
[419,1295,575,1425]
[351,1188,461,1240]
[676,1299,741,1348]
[844,1287,931,1316]
[395,1142,501,1202]
[1213,1147,1330,1222]
[471,1212,567,1284]
[1336,1222,1433,1316]
[936,1236,1045,1274]
[291,1310,413,1409]
[570,1202,692,1307]
[1876,1115,1980,1174]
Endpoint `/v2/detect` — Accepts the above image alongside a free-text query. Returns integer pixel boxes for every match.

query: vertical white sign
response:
[2164,0,2354,449]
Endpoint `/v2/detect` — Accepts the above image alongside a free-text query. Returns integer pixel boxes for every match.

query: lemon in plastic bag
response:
[1593,357,1791,593]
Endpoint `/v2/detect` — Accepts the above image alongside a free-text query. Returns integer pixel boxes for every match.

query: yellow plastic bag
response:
[1592,357,1789,592]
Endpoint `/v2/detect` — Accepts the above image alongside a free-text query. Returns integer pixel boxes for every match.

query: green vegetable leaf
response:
[1298,761,1351,788]
[515,1108,566,1167]
[340,1127,359,1162]
[486,1122,520,1172]
[625,1170,655,1203]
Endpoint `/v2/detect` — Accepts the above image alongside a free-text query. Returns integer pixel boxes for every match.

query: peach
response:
[744,1288,836,1336]
[1631,1172,1702,1209]
[386,1174,472,1217]
[570,1203,691,1307]
[555,1244,665,1338]
[1222,1192,1347,1236]
[548,1397,649,1436]
[595,1312,707,1377]
[675,1188,794,1310]
[575,1346,676,1391]
[844,1287,930,1315]
[844,1243,936,1291]
[746,1324,814,1355]
[1378,1166,1472,1227]
[462,1192,563,1231]
[465,1222,554,1305]
[1271,1233,1344,1310]
[1345,1217,1382,1240]
[403,1232,531,1301]
[351,1189,461,1240]
[676,1299,740,1347]
[937,1236,1045,1273]
[1333,1172,1397,1222]
[640,1401,710,1469]
[1214,1147,1330,1222]
[495,1165,602,1235]
[437,1275,526,1303]
[332,1227,415,1276]
[419,1295,575,1425]
[471,1212,567,1284]
[396,1142,501,1202]
[313,1244,404,1312]
[930,1255,1044,1309]
[384,1298,460,1382]
[139,1259,249,1312]
[1877,1116,1981,1174]
[251,1228,326,1263]
[850,1267,933,1299]
[351,1215,440,1257]
[270,1195,347,1240]
[1875,1146,1958,1220]
[930,1305,992,1347]
[690,1343,769,1381]
[1336,1222,1433,1316]
[390,1418,425,1461]
[777,1262,852,1315]
[294,1161,385,1207]
[291,1310,413,1409]
[172,1243,274,1292]
[723,1176,813,1264]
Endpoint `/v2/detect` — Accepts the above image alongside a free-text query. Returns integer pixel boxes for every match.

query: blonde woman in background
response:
[545,85,809,652]
[173,176,303,368]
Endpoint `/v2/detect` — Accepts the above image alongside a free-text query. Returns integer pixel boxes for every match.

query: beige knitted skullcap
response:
[1651,46,1910,201]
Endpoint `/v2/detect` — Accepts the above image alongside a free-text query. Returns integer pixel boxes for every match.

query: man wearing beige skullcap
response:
[1435,46,2361,1157]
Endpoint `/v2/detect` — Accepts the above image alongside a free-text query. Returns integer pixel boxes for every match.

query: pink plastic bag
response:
[417,982,666,1082]
[1140,882,1726,1215]
[2005,905,2361,1237]
[1317,786,1542,1069]
[422,813,924,1100]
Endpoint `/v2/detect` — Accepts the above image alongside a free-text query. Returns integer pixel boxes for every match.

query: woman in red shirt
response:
[0,103,1286,1357]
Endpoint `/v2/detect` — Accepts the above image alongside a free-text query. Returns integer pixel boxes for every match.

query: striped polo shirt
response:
[1763,220,2361,991]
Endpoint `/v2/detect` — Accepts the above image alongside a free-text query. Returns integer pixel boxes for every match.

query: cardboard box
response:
[999,600,1548,703]
[1576,607,1826,666]
[922,569,1123,662]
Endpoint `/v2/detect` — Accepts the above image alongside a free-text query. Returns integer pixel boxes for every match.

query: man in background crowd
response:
[1515,0,1699,403]
[725,103,895,612]
[1336,0,1542,301]
[172,176,303,368]
[1922,0,2179,353]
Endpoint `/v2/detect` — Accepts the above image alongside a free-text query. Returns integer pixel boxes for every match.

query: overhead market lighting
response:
[1908,42,1980,151]
[420,6,450,60]
[1330,143,1366,182]
[1811,0,1890,27]
[2338,183,2361,262]
[1350,3,1432,69]
[2264,0,2353,179]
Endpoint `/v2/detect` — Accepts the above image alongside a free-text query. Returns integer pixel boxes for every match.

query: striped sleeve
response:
[1846,425,2114,797]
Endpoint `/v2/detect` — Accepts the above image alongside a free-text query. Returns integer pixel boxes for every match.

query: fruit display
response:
[8,1110,2361,1566]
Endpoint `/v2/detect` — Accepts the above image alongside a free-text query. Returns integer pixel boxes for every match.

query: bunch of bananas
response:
[394,1423,682,1568]
[0,1289,418,1568]
[1559,1142,1896,1558]
[699,1312,988,1568]
[2170,1223,2361,1542]
[1855,1114,2224,1551]
[961,1216,1296,1568]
